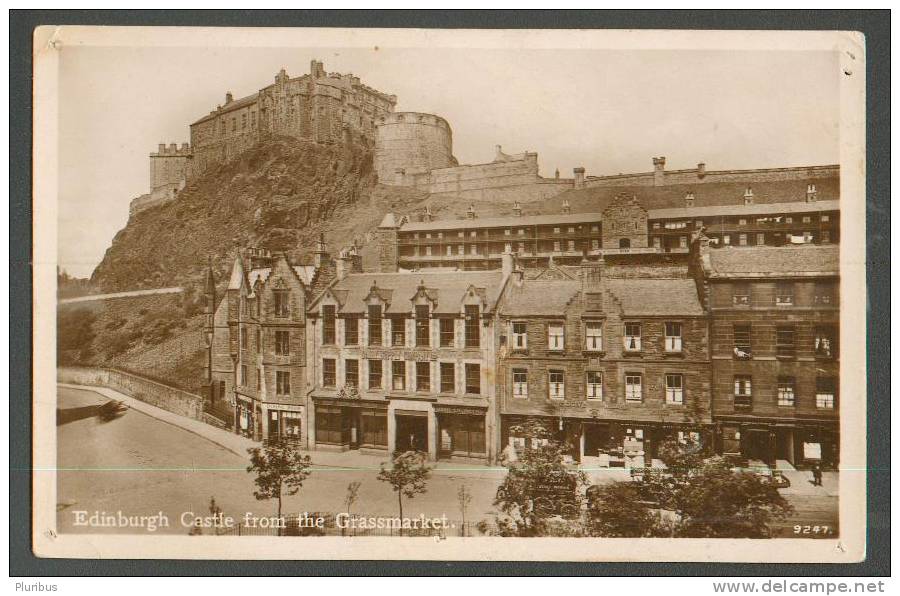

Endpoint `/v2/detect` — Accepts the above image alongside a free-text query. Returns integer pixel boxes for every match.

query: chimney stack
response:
[513,201,522,217]
[574,167,585,189]
[466,204,476,220]
[562,198,571,215]
[743,187,754,205]
[806,183,817,203]
[685,192,695,208]
[697,162,706,179]
[225,92,233,104]
[653,156,666,186]
[314,233,329,268]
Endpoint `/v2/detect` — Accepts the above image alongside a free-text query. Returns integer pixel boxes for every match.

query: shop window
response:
[275,330,290,355]
[512,322,528,350]
[276,370,291,395]
[776,282,794,306]
[732,283,750,305]
[439,318,455,347]
[815,326,836,358]
[664,322,683,352]
[665,374,683,404]
[585,322,603,351]
[548,370,565,400]
[733,325,752,359]
[391,317,406,347]
[415,305,431,347]
[416,362,431,392]
[316,407,343,445]
[392,361,406,391]
[322,305,336,344]
[548,323,565,351]
[586,371,603,400]
[776,327,796,359]
[322,359,336,387]
[624,322,642,351]
[512,369,528,398]
[625,374,642,402]
[367,359,382,390]
[273,290,290,318]
[361,411,387,448]
[345,359,359,388]
[440,362,455,393]
[777,377,795,407]
[344,316,359,346]
[464,305,480,348]
[734,376,752,408]
[816,378,836,409]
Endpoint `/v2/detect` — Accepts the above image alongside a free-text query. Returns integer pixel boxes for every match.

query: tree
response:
[342,481,362,536]
[485,441,586,537]
[584,482,659,537]
[641,438,793,538]
[377,450,431,525]
[457,483,473,536]
[246,439,313,534]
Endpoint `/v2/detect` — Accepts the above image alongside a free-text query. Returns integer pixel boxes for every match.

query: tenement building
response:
[203,241,341,443]
[305,265,509,463]
[696,240,840,468]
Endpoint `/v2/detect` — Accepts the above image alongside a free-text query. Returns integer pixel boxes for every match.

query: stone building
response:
[203,242,338,444]
[128,142,192,216]
[305,266,510,463]
[188,60,396,178]
[695,241,840,469]
[374,112,456,186]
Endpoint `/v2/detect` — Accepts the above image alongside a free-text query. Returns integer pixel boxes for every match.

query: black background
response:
[9,9,891,577]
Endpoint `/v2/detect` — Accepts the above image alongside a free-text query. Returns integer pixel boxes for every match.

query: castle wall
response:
[374,112,454,185]
[584,163,840,189]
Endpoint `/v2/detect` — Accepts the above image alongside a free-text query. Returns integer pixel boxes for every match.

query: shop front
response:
[265,406,304,444]
[313,398,389,454]
[435,405,487,461]
[235,396,258,440]
[717,421,839,469]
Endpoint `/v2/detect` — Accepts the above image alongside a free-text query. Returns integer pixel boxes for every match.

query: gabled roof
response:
[705,245,840,279]
[500,280,581,317]
[310,271,506,315]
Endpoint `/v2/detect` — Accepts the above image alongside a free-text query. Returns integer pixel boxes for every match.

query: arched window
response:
[619,238,631,249]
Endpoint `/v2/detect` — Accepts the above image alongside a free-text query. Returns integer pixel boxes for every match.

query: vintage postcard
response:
[32,26,867,562]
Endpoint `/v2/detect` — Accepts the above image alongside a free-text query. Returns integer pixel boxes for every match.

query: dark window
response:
[465,363,481,395]
[619,238,631,249]
[275,330,290,355]
[315,406,343,445]
[439,362,455,393]
[322,305,336,345]
[734,376,752,408]
[322,359,336,387]
[439,318,455,347]
[416,361,431,392]
[814,283,834,305]
[815,326,836,358]
[391,317,406,346]
[274,290,290,317]
[345,359,359,388]
[368,305,382,346]
[776,282,794,306]
[464,306,480,348]
[777,377,795,407]
[343,316,359,346]
[276,371,291,395]
[733,325,752,359]
[776,327,796,359]
[415,305,431,347]
[732,283,750,306]
[368,359,382,389]
[816,377,836,409]
[360,411,387,448]
[392,361,406,391]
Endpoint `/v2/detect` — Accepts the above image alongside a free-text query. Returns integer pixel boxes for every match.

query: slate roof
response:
[649,199,839,220]
[705,245,839,278]
[191,92,259,126]
[500,277,704,317]
[312,270,507,315]
[401,212,603,232]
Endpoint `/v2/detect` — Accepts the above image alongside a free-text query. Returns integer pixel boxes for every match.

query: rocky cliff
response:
[91,135,429,292]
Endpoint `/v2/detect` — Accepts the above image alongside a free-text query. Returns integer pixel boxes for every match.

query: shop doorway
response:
[744,429,771,463]
[395,413,428,453]
[775,428,796,465]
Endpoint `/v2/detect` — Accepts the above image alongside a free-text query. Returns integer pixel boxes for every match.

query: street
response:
[57,385,839,538]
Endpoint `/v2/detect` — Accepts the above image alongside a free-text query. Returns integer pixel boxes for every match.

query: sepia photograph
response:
[29,24,868,563]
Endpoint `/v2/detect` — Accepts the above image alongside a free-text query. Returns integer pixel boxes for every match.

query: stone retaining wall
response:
[58,366,204,420]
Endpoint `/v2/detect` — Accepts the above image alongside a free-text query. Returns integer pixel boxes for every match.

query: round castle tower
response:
[374,112,455,186]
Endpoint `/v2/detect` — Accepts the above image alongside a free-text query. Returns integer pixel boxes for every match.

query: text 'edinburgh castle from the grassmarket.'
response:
[197,60,841,471]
